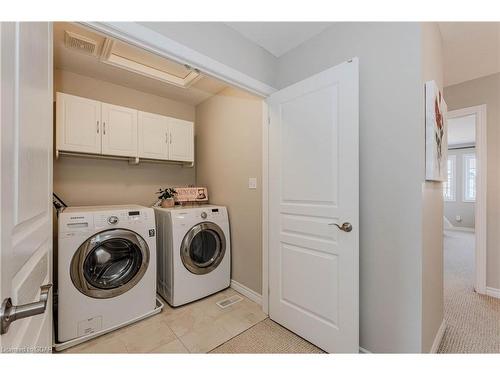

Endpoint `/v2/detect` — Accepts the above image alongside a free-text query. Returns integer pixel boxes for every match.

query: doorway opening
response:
[50,21,327,354]
[443,105,486,296]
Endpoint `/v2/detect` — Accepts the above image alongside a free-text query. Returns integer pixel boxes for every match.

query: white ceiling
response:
[448,114,476,147]
[225,22,332,57]
[54,22,227,106]
[439,22,500,87]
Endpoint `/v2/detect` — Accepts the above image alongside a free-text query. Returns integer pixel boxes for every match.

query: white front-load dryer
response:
[57,205,157,343]
[154,205,230,306]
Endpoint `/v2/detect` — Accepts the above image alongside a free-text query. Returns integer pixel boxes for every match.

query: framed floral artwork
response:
[425,80,448,181]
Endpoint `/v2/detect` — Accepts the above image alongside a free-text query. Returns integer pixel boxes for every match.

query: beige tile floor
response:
[63,288,267,354]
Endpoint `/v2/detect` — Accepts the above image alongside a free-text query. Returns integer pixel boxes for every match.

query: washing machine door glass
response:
[71,229,150,299]
[181,222,226,275]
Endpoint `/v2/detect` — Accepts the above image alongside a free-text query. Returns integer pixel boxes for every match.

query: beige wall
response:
[53,69,196,207]
[195,87,263,294]
[420,22,445,353]
[444,72,500,290]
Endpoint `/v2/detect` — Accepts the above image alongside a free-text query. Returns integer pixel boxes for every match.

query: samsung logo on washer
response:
[70,216,85,220]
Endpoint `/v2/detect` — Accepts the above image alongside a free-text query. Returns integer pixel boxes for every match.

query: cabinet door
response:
[101,103,138,157]
[138,111,169,160]
[168,118,194,162]
[56,92,101,154]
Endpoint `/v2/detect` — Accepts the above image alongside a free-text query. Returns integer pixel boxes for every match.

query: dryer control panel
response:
[168,206,228,224]
[200,208,224,220]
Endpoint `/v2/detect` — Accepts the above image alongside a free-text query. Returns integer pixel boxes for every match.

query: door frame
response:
[447,105,487,295]
[79,21,276,313]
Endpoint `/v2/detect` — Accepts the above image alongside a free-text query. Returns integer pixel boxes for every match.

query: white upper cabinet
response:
[168,118,194,162]
[101,103,138,157]
[138,111,169,160]
[56,92,101,154]
[55,92,194,163]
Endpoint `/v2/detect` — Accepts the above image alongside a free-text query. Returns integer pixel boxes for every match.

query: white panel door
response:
[168,118,194,162]
[101,103,138,157]
[56,92,101,154]
[138,111,169,160]
[268,59,359,353]
[0,22,53,353]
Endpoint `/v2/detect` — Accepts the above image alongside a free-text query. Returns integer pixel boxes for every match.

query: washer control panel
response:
[60,206,154,235]
[107,215,119,225]
[94,209,149,229]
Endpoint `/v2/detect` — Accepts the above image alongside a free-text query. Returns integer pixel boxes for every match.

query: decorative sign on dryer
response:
[175,187,209,204]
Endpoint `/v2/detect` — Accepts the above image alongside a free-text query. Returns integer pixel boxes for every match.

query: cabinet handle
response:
[170,133,172,144]
[97,121,99,134]
[103,122,106,135]
[165,132,168,144]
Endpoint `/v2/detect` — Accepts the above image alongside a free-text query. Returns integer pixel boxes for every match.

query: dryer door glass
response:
[71,229,150,299]
[190,231,218,267]
[181,222,226,275]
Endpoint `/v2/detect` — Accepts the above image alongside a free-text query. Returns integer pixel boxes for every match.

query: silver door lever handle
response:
[329,222,353,232]
[1,284,52,335]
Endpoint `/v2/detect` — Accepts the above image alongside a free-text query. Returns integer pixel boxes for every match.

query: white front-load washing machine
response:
[57,205,157,343]
[154,205,230,306]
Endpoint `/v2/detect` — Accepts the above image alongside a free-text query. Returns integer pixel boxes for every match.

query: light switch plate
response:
[248,177,257,189]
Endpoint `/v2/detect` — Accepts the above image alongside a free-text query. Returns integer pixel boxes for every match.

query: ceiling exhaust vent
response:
[64,31,98,56]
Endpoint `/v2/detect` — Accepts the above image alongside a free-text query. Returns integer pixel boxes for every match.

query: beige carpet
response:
[210,318,324,353]
[438,231,500,353]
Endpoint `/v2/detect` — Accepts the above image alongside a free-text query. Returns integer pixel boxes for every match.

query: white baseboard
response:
[430,319,446,353]
[230,279,262,306]
[486,287,500,299]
